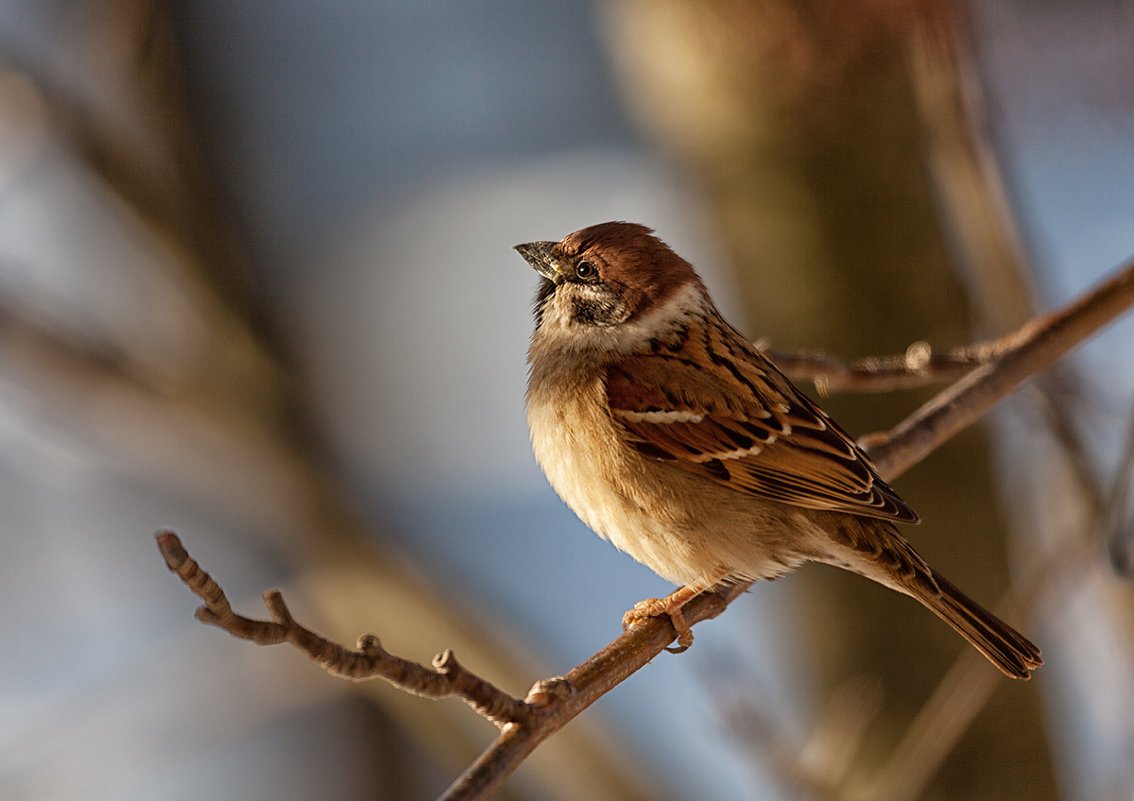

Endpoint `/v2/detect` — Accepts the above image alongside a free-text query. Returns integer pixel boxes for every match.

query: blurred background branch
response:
[0,3,663,800]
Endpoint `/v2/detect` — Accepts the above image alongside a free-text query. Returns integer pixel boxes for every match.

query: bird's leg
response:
[622,584,702,653]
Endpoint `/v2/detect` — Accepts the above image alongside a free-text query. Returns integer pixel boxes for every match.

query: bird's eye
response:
[575,260,597,280]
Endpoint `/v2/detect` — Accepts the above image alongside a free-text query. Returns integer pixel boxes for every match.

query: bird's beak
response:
[514,241,559,281]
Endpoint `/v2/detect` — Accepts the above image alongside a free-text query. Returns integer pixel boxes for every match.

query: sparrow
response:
[516,221,1042,679]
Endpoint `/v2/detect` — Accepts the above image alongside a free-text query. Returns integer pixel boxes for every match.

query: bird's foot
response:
[622,586,698,653]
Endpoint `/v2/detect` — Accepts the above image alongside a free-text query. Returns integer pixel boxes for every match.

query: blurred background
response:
[1,1,1132,799]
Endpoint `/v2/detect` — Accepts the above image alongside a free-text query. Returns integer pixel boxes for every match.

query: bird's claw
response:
[622,595,695,653]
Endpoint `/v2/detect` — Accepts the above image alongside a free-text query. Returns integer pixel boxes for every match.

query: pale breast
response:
[526,379,644,542]
[527,375,801,585]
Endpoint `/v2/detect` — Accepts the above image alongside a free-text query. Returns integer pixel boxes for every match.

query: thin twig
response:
[866,257,1134,477]
[766,340,999,395]
[156,531,529,727]
[157,523,745,800]
[1103,398,1134,574]
[771,257,1134,408]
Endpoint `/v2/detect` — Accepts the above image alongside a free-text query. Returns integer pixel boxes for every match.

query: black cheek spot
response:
[571,300,601,325]
[571,295,626,326]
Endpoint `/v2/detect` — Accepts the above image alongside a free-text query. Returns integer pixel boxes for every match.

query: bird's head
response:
[515,222,702,349]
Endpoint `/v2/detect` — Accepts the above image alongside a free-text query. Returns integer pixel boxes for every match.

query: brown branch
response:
[158,520,746,799]
[866,256,1134,477]
[155,531,529,727]
[439,582,748,800]
[158,256,1134,801]
[765,340,999,395]
[766,260,1132,400]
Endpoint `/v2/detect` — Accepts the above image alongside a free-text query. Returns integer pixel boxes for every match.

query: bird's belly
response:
[528,395,812,586]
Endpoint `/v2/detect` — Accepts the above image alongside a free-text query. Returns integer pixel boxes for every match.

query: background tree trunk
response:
[604,2,1054,797]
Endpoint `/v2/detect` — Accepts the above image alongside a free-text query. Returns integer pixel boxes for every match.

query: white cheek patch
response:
[538,295,574,331]
[534,280,709,359]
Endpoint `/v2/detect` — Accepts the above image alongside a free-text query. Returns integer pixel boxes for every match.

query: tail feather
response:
[914,571,1043,680]
[828,516,1043,679]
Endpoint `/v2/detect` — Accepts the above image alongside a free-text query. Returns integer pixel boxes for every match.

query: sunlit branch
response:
[767,341,997,394]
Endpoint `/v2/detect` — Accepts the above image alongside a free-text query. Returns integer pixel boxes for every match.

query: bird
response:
[516,220,1042,679]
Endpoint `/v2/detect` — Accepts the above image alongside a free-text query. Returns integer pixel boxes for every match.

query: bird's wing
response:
[605,323,919,523]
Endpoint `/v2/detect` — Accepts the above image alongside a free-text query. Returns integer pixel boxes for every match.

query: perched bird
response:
[516,221,1042,679]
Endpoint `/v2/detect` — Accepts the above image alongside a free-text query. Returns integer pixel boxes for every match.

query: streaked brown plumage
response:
[518,221,1042,679]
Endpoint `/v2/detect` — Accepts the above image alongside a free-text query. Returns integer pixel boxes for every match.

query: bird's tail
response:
[909,569,1043,680]
[832,517,1043,679]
